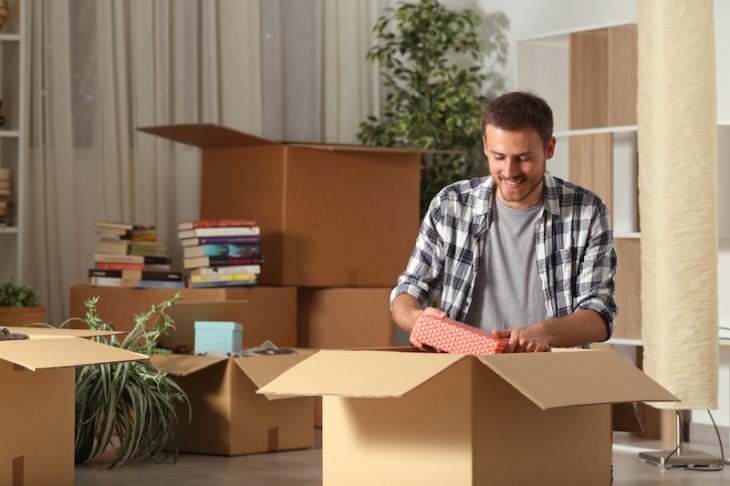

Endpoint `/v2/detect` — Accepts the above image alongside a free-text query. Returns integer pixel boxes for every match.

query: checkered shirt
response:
[391,172,618,337]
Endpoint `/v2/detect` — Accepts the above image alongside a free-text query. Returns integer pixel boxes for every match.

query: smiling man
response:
[390,91,617,353]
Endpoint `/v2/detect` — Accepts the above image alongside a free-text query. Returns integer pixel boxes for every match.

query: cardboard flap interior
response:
[232,350,315,388]
[258,349,463,398]
[149,353,226,376]
[4,327,124,339]
[138,124,276,148]
[0,338,147,371]
[613,403,643,433]
[478,350,679,409]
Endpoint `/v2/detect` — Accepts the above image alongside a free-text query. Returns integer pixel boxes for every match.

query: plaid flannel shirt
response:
[391,172,618,337]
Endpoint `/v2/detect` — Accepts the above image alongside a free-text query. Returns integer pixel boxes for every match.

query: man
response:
[391,91,617,353]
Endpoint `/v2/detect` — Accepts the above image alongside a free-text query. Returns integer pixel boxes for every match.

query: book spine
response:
[95,262,145,271]
[136,280,186,289]
[193,244,261,257]
[189,273,257,283]
[94,253,145,264]
[183,218,257,229]
[140,271,183,282]
[189,280,257,289]
[191,265,261,276]
[143,255,172,265]
[178,226,261,239]
[207,256,263,267]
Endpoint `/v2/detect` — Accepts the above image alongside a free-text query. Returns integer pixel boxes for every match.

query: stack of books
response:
[90,221,184,288]
[0,168,10,228]
[179,218,262,288]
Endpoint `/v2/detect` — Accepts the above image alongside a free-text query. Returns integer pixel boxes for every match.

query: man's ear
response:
[545,136,557,160]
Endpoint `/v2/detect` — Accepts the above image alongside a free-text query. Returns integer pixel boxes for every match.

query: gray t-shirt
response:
[464,197,547,331]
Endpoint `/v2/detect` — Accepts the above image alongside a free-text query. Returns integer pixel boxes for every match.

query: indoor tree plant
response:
[0,279,46,325]
[358,0,509,216]
[58,293,190,468]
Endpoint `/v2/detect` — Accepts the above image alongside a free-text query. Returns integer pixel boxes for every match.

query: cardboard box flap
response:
[150,353,226,376]
[231,350,315,388]
[4,327,124,339]
[287,143,462,156]
[258,349,464,398]
[137,124,276,148]
[0,338,147,371]
[478,350,678,410]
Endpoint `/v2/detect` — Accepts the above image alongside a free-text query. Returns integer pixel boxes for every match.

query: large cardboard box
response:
[151,351,315,456]
[137,124,421,287]
[297,287,395,349]
[0,328,146,485]
[69,285,297,340]
[260,349,678,485]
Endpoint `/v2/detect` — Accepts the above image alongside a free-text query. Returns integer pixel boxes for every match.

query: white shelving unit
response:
[516,21,641,339]
[0,0,27,281]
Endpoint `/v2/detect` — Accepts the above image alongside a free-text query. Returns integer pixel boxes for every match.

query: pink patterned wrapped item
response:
[412,314,508,355]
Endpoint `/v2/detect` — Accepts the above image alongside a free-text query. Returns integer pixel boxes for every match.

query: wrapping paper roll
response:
[638,0,719,409]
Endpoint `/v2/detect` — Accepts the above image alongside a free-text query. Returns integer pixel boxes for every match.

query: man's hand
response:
[409,307,446,349]
[492,324,550,353]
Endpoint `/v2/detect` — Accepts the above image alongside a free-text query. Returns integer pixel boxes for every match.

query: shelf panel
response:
[0,227,19,235]
[554,125,637,138]
[615,232,641,239]
[0,130,20,138]
[0,34,20,42]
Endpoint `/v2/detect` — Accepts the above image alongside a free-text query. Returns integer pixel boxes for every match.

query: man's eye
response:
[520,157,531,162]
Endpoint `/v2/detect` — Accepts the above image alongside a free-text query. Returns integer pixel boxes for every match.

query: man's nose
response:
[503,157,520,177]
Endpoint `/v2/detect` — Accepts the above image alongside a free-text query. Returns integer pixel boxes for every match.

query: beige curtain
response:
[25,0,262,324]
[25,0,381,324]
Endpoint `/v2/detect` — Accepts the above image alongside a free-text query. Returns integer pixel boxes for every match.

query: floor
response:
[76,432,730,485]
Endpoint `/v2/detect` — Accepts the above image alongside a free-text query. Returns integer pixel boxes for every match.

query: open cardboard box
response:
[259,348,678,485]
[137,124,425,287]
[151,350,315,456]
[0,327,147,485]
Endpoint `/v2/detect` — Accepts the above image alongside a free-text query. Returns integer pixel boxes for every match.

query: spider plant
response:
[59,293,190,468]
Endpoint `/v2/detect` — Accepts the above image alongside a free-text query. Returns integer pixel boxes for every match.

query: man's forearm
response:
[391,294,425,333]
[534,309,609,347]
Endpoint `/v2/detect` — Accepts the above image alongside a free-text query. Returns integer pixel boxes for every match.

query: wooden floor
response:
[76,431,730,485]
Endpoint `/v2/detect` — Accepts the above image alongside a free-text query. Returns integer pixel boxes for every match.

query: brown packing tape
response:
[12,456,23,486]
[267,426,279,452]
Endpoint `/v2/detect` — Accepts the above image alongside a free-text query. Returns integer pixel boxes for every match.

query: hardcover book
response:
[189,264,261,276]
[178,218,257,230]
[189,273,257,284]
[183,243,261,259]
[183,255,263,269]
[178,226,260,239]
[189,279,257,289]
[180,235,260,247]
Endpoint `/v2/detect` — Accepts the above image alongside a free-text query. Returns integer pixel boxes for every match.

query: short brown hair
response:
[481,91,553,147]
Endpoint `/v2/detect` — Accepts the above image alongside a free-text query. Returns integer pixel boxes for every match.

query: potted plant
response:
[58,293,190,468]
[0,279,46,326]
[358,0,509,216]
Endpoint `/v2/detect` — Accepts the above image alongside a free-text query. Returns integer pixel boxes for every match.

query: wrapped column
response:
[638,0,718,409]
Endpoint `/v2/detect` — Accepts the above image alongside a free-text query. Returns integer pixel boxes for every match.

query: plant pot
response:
[0,306,47,326]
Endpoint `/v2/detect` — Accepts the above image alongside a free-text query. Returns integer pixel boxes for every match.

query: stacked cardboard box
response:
[137,124,422,427]
[90,221,183,288]
[0,327,145,484]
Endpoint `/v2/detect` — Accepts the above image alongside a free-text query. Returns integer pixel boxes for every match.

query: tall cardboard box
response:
[0,328,146,485]
[137,124,421,287]
[152,351,315,456]
[69,285,297,341]
[260,349,678,486]
[297,288,395,349]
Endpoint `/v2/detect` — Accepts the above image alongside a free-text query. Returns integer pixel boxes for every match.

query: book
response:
[178,218,257,230]
[95,261,145,271]
[178,226,260,239]
[95,221,156,236]
[190,264,261,276]
[143,263,172,272]
[94,253,145,264]
[183,243,260,259]
[89,276,138,288]
[136,280,185,289]
[411,314,508,355]
[180,235,260,247]
[89,268,143,281]
[0,167,10,179]
[90,269,182,281]
[189,273,257,284]
[189,280,257,289]
[183,255,263,269]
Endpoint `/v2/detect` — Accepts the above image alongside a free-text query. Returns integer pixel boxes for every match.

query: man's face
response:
[483,124,555,209]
